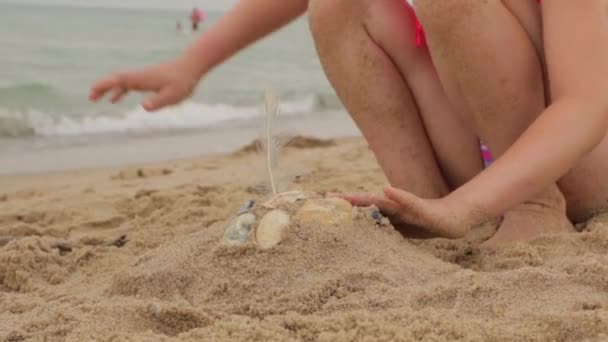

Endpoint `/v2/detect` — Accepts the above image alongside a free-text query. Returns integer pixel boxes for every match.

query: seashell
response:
[256,210,290,250]
[262,191,310,209]
[237,199,256,215]
[295,198,353,227]
[327,197,353,211]
[223,213,256,245]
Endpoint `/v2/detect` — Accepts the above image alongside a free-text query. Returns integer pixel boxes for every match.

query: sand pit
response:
[1,137,608,341]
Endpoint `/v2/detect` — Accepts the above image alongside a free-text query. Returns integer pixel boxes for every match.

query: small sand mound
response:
[101,196,608,339]
[288,136,336,149]
[146,303,219,337]
[0,237,74,292]
[237,136,336,154]
[109,201,455,321]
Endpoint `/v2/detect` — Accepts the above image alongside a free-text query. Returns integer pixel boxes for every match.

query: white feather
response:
[259,90,289,196]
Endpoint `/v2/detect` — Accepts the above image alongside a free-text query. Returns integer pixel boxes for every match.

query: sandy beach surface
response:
[2,135,608,341]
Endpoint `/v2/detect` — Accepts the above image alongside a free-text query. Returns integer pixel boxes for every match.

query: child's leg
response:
[307,0,484,236]
[414,0,573,244]
[308,0,483,192]
[307,0,484,201]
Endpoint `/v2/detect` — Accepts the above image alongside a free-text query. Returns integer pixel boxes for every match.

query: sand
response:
[1,136,608,341]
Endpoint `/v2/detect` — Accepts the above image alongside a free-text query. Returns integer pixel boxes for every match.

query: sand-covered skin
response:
[1,137,608,341]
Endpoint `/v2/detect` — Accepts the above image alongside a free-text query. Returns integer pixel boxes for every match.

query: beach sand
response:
[1,136,608,341]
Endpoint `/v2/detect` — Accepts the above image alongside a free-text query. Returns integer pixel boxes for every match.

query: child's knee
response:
[309,0,359,36]
[309,0,407,38]
[413,0,481,37]
[309,0,421,56]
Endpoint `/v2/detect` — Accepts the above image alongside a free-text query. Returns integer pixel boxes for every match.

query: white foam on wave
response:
[8,95,320,137]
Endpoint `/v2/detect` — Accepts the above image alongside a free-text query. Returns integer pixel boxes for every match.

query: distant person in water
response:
[90,0,608,246]
[190,7,205,31]
[176,21,184,33]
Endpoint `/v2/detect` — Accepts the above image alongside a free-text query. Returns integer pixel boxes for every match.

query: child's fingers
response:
[90,70,153,102]
[339,192,379,206]
[118,70,153,91]
[340,192,401,217]
[89,74,121,101]
[384,186,427,226]
[110,87,128,103]
[384,186,418,209]
[142,87,180,112]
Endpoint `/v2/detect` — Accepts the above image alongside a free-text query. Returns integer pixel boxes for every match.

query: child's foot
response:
[483,193,575,246]
[565,196,608,224]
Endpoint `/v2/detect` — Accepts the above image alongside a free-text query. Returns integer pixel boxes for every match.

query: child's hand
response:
[89,55,202,111]
[338,187,472,238]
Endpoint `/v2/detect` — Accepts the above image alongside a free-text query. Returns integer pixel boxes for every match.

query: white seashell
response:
[295,198,353,227]
[256,210,290,250]
[262,191,310,209]
[223,213,256,245]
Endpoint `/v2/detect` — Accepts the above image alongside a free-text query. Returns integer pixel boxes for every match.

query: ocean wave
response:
[0,82,70,110]
[0,82,59,95]
[0,94,325,137]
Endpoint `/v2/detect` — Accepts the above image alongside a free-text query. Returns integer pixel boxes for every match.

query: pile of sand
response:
[1,137,608,341]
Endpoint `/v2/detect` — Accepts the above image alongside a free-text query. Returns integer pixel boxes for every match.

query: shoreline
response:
[0,110,359,176]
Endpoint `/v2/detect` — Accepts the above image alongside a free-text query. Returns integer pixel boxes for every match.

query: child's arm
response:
[90,0,308,111]
[446,0,608,222]
[182,0,309,78]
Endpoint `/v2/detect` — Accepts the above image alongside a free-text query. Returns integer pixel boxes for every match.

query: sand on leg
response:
[307,0,485,237]
[308,0,486,195]
[414,0,573,245]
